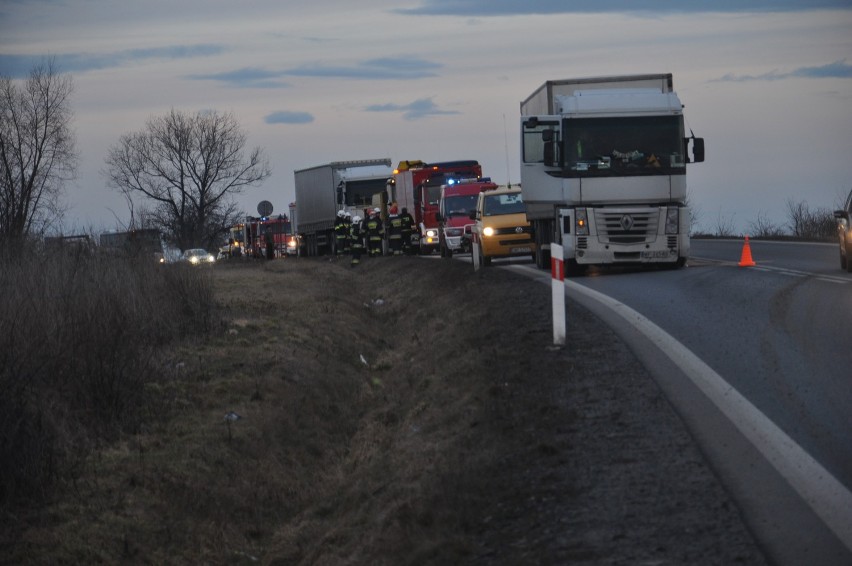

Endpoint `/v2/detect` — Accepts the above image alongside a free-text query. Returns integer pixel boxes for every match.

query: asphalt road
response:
[481,239,852,565]
[575,239,852,491]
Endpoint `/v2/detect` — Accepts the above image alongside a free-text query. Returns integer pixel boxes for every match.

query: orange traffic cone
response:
[738,236,756,267]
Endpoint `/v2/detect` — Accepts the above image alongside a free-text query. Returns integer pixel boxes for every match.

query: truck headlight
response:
[665,208,679,235]
[576,208,589,236]
[425,229,437,238]
[483,226,495,237]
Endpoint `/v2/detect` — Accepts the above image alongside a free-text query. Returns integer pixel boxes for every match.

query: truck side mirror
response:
[435,212,443,222]
[692,137,705,163]
[542,129,554,142]
[469,210,477,220]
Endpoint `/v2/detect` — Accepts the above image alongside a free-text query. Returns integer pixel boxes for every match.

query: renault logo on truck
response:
[620,214,635,231]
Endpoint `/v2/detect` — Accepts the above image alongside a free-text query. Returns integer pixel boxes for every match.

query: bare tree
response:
[0,59,76,245]
[104,109,271,250]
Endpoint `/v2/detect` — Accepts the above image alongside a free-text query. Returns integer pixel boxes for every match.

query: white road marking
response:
[691,256,851,284]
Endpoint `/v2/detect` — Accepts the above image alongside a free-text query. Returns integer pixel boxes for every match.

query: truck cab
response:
[519,74,704,272]
[387,160,483,254]
[437,178,497,257]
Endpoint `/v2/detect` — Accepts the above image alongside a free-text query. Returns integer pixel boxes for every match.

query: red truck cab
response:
[437,178,498,257]
[388,160,483,254]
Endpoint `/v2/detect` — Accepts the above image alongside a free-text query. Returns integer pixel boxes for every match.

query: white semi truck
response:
[294,159,392,256]
[519,73,704,271]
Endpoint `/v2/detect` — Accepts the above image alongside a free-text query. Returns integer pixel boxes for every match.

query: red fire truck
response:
[229,214,296,258]
[387,160,483,254]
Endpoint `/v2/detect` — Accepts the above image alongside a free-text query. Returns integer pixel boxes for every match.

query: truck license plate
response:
[641,250,670,259]
[511,246,531,253]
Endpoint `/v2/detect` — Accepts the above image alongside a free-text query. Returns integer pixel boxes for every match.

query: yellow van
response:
[471,186,535,265]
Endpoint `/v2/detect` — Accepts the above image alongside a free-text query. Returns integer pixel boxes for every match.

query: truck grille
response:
[594,209,659,245]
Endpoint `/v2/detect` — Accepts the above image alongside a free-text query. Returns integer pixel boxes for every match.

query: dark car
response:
[834,188,852,272]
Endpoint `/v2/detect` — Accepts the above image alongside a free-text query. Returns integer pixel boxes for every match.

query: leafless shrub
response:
[712,210,737,237]
[0,244,215,505]
[785,198,836,240]
[747,212,787,239]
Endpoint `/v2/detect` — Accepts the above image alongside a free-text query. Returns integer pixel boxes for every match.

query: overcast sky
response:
[2,0,851,235]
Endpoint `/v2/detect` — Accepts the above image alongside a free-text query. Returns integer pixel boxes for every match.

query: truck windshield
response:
[483,193,525,216]
[442,195,478,217]
[564,115,685,177]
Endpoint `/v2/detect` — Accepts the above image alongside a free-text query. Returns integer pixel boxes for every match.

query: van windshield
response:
[483,193,525,216]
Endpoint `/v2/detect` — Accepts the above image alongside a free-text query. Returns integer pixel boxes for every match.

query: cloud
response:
[265,111,314,125]
[714,59,852,82]
[188,67,291,88]
[394,0,850,15]
[283,57,441,80]
[365,97,459,120]
[183,56,442,88]
[0,45,224,78]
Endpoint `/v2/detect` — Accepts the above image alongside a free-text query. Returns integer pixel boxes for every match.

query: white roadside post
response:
[551,243,566,346]
[472,240,481,271]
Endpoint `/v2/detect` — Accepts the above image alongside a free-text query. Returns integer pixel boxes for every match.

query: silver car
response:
[182,248,215,265]
[834,188,852,272]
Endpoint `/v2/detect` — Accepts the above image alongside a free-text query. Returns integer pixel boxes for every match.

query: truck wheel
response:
[565,259,587,277]
[483,255,492,266]
[534,246,551,270]
[846,240,852,273]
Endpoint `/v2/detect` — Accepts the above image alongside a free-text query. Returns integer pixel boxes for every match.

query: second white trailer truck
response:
[519,73,704,271]
[294,159,392,256]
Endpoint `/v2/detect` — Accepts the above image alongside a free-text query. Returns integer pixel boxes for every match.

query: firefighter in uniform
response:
[365,208,384,257]
[387,208,403,255]
[349,215,364,267]
[399,207,416,255]
[342,212,353,254]
[334,210,348,257]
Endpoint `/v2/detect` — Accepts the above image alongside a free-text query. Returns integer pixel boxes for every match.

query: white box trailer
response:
[294,159,392,256]
[519,73,704,271]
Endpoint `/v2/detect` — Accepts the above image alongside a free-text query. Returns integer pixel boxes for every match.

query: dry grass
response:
[2,255,525,564]
[2,252,770,565]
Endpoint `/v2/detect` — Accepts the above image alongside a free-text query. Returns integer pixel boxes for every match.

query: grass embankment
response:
[2,255,535,564]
